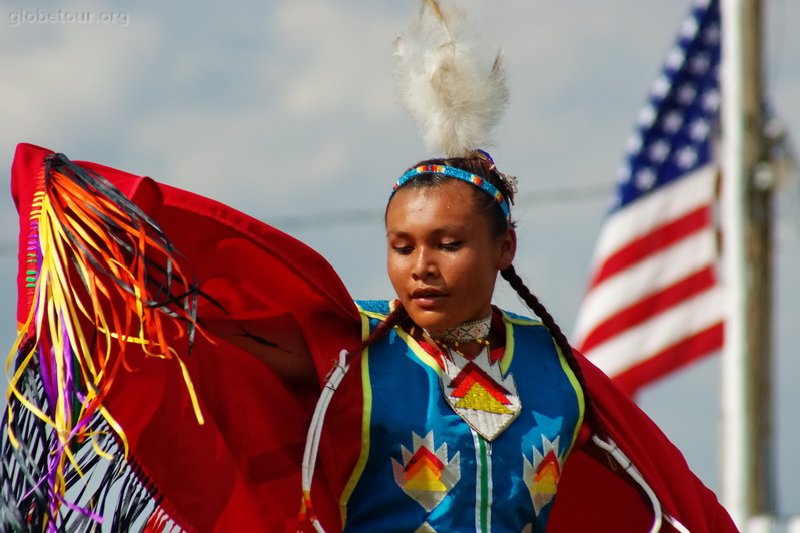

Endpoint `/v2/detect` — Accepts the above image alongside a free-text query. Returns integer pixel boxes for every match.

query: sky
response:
[1,0,798,521]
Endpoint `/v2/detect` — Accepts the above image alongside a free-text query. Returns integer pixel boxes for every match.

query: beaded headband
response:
[390,164,511,220]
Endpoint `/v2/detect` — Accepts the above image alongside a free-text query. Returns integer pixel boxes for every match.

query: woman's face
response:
[385,179,516,334]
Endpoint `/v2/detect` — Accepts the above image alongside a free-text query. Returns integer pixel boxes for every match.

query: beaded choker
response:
[425,314,492,342]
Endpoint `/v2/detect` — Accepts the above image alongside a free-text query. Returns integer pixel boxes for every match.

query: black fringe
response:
[1,358,167,533]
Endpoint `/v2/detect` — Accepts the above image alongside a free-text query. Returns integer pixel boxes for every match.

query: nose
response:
[411,247,437,281]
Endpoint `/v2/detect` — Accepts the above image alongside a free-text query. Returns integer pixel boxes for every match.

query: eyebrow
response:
[386,225,468,238]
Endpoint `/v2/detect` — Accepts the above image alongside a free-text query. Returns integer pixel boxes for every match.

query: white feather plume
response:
[394,0,510,158]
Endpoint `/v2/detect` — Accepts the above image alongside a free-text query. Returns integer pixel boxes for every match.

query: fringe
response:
[2,152,199,531]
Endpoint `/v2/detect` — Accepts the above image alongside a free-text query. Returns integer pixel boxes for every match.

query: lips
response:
[411,287,447,310]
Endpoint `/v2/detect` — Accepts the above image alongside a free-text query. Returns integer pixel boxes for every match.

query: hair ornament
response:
[393,0,510,157]
[499,172,519,199]
[476,148,518,200]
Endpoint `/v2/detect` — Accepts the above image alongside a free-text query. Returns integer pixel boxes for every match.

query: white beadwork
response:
[425,314,491,342]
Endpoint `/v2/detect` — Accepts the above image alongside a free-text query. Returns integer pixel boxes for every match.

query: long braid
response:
[346,303,407,364]
[500,265,596,424]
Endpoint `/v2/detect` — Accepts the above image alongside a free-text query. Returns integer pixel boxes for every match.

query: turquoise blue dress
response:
[340,301,585,533]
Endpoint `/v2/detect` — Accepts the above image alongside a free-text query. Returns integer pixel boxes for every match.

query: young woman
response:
[300,152,738,533]
[328,153,584,532]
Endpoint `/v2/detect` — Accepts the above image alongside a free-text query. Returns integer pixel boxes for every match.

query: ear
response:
[497,227,516,270]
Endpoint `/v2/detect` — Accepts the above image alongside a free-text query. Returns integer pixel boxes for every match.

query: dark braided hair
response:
[500,265,596,423]
[346,304,408,362]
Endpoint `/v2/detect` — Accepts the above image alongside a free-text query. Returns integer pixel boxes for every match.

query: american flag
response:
[573,0,724,395]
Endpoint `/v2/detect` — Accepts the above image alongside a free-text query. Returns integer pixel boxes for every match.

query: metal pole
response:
[720,0,773,527]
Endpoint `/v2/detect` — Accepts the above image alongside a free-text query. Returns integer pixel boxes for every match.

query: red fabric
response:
[12,143,361,532]
[548,352,739,531]
[10,143,736,532]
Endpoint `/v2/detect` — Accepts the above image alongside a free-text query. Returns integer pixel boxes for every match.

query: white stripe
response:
[591,165,717,265]
[486,440,492,533]
[472,429,481,532]
[471,429,492,533]
[574,229,718,342]
[586,286,725,377]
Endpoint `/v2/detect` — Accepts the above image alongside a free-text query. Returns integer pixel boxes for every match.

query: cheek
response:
[450,251,497,292]
[443,252,476,282]
[386,254,406,291]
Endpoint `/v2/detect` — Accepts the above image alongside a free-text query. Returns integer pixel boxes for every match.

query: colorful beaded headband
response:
[390,164,511,220]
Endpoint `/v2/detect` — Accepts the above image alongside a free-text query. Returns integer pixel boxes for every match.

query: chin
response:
[404,305,446,331]
[405,305,461,334]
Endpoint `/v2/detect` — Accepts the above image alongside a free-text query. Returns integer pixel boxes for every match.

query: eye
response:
[391,245,414,255]
[440,241,463,252]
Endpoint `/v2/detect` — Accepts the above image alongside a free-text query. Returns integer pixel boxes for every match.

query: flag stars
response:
[703,24,720,45]
[626,135,643,154]
[648,140,671,163]
[689,119,711,141]
[680,17,699,40]
[610,3,717,207]
[635,168,658,191]
[676,84,697,105]
[675,146,698,169]
[662,111,684,133]
[665,47,685,71]
[638,106,657,128]
[702,90,720,111]
[689,53,711,74]
[652,76,671,99]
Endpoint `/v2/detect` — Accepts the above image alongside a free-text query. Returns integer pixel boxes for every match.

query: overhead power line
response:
[0,183,611,255]
[267,183,611,230]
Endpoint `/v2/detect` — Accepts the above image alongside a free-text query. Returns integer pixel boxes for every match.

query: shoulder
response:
[355,299,393,321]
[497,307,544,328]
[498,308,565,359]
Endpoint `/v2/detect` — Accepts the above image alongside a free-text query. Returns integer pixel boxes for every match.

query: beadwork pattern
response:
[390,164,511,220]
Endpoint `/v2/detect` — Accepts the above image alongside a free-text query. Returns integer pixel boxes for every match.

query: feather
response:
[394,0,510,157]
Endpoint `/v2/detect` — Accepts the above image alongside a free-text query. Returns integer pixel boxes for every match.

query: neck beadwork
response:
[425,314,492,342]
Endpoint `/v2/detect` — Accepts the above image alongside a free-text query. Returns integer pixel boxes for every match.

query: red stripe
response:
[589,204,712,289]
[578,265,717,353]
[611,322,724,396]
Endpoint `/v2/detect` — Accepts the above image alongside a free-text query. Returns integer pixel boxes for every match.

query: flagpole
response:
[720,0,774,527]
